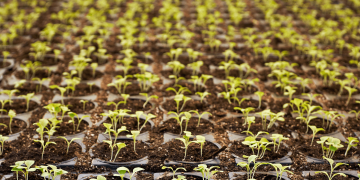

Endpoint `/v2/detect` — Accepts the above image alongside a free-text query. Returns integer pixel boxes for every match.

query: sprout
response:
[162,166,186,179]
[1,89,19,106]
[103,124,127,161]
[0,135,9,156]
[232,97,249,107]
[176,131,197,160]
[166,85,191,95]
[87,82,95,93]
[219,60,235,78]
[80,100,88,111]
[271,164,293,180]
[140,93,158,108]
[91,63,98,78]
[270,134,289,153]
[284,86,297,101]
[189,110,212,127]
[196,92,211,103]
[2,51,10,67]
[193,164,221,180]
[344,86,357,106]
[54,49,61,63]
[8,110,16,134]
[349,101,360,120]
[345,137,358,157]
[126,130,140,154]
[254,91,264,109]
[57,136,82,154]
[317,136,343,159]
[114,167,144,180]
[107,75,132,95]
[245,117,255,135]
[237,155,269,180]
[235,63,257,79]
[70,56,90,79]
[32,78,49,93]
[188,61,203,76]
[50,85,67,104]
[173,94,191,113]
[167,61,184,76]
[315,157,348,180]
[134,72,160,92]
[169,75,185,86]
[11,160,37,180]
[37,165,68,180]
[33,118,56,160]
[267,112,285,130]
[19,93,35,112]
[309,125,325,146]
[234,107,254,125]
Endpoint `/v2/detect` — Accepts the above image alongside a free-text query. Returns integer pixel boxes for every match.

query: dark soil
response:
[318,84,360,96]
[210,97,266,114]
[304,173,357,180]
[98,117,152,136]
[324,98,360,112]
[4,172,45,180]
[266,84,310,96]
[346,117,360,132]
[161,82,206,97]
[163,139,219,162]
[3,99,39,114]
[91,140,149,162]
[0,118,27,135]
[0,62,11,69]
[277,117,339,135]
[53,99,95,113]
[158,175,203,180]
[83,175,130,180]
[72,69,103,81]
[159,118,215,135]
[230,140,290,161]
[161,68,203,79]
[15,69,52,80]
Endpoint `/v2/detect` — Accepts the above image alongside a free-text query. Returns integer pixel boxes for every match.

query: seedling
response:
[19,93,35,112]
[315,157,348,180]
[8,110,15,134]
[317,136,343,158]
[0,135,9,156]
[246,116,255,135]
[162,166,186,179]
[270,134,289,153]
[254,91,264,109]
[126,130,140,153]
[84,82,94,92]
[134,72,160,92]
[91,63,98,78]
[271,164,294,180]
[57,136,82,154]
[166,85,191,95]
[344,86,357,106]
[1,89,19,106]
[349,101,360,120]
[176,131,197,160]
[10,160,37,180]
[140,113,156,132]
[237,155,269,180]
[234,107,255,125]
[2,51,10,67]
[54,49,61,62]
[38,165,68,180]
[114,167,144,180]
[103,124,127,161]
[34,118,56,160]
[140,93,158,108]
[189,110,212,127]
[196,92,211,103]
[345,137,358,157]
[219,60,235,78]
[169,75,185,86]
[80,100,88,111]
[167,61,184,76]
[193,164,221,180]
[50,85,67,104]
[174,94,191,113]
[188,61,203,76]
[284,86,297,101]
[32,78,49,93]
[309,125,325,146]
[90,175,106,180]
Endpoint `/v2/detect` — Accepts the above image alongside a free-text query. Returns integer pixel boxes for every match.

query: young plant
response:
[1,89,19,106]
[315,157,348,180]
[134,72,160,92]
[234,107,255,125]
[19,93,35,112]
[0,135,9,156]
[270,134,289,153]
[309,125,325,146]
[196,91,211,103]
[2,51,10,67]
[254,91,264,109]
[245,116,256,135]
[114,167,144,180]
[284,86,297,101]
[344,86,357,106]
[49,85,67,104]
[91,63,98,78]
[107,75,132,95]
[189,110,212,127]
[103,124,127,162]
[167,61,185,76]
[8,110,16,134]
[32,78,49,93]
[174,94,191,113]
[33,118,56,160]
[237,155,269,180]
[87,82,95,93]
[317,136,344,159]
[176,131,197,160]
[57,136,82,154]
[10,160,37,180]
[126,130,140,154]
[162,166,186,179]
[80,100,88,111]
[271,164,293,180]
[349,101,360,120]
[193,164,221,180]
[90,175,106,180]
[345,137,358,157]
[140,93,158,108]
[140,113,156,132]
